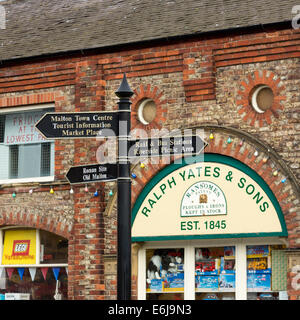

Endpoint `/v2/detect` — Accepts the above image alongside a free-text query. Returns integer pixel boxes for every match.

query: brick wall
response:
[0,25,299,299]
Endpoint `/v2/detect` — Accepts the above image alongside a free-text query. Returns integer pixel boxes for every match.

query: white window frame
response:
[0,104,55,185]
[138,237,287,300]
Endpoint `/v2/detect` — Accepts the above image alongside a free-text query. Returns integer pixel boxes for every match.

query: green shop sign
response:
[131,154,287,241]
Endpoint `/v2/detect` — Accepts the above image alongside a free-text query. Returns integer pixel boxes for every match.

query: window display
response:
[146,248,184,300]
[246,245,286,300]
[140,241,287,300]
[195,247,235,300]
[0,228,68,300]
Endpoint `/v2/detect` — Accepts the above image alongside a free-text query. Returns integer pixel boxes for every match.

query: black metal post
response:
[115,74,134,300]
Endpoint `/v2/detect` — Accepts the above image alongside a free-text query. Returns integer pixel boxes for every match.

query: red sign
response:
[12,240,30,256]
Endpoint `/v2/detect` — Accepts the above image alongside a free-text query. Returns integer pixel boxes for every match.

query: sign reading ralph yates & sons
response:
[181,181,227,217]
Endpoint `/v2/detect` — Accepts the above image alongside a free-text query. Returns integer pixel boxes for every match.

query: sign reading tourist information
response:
[66,163,117,184]
[128,135,207,158]
[35,111,118,139]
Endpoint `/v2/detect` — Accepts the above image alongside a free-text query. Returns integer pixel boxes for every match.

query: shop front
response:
[132,154,289,300]
[0,227,68,300]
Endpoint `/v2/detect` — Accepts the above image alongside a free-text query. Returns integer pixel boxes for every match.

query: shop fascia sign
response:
[131,154,287,241]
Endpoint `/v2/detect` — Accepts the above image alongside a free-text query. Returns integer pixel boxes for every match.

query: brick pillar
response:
[68,58,106,300]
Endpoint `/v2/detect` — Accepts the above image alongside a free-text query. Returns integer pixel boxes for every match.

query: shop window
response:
[140,240,288,300]
[195,246,235,300]
[0,107,54,183]
[146,248,184,300]
[0,228,68,300]
[39,230,68,264]
[247,245,287,300]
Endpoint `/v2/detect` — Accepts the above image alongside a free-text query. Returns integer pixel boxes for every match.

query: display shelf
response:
[146,290,184,294]
[195,288,235,293]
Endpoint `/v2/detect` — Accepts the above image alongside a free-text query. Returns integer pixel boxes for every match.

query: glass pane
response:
[39,230,68,264]
[18,144,41,178]
[0,115,5,143]
[247,245,286,300]
[9,145,19,178]
[195,247,235,300]
[146,248,184,300]
[0,144,9,179]
[41,143,51,176]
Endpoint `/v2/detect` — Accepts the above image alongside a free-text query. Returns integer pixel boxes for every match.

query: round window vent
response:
[251,85,274,113]
[137,98,157,125]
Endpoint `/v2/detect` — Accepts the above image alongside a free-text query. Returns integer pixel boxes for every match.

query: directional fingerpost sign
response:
[34,74,208,301]
[128,135,207,158]
[66,163,117,184]
[35,111,118,139]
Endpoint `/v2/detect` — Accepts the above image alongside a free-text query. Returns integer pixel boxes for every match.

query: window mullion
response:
[184,245,195,300]
[235,243,247,300]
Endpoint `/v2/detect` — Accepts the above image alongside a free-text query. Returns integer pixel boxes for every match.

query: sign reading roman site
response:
[35,111,118,139]
[131,154,287,241]
[66,163,117,184]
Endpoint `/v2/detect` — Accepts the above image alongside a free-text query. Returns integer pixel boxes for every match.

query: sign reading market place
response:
[35,111,118,139]
[131,154,287,241]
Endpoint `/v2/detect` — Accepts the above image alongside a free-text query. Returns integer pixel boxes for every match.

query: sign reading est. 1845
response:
[131,154,287,241]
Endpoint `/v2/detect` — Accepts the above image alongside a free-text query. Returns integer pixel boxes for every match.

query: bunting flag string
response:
[0,268,5,278]
[52,267,60,281]
[3,266,66,281]
[17,268,25,281]
[6,268,14,279]
[29,268,37,281]
[41,267,48,280]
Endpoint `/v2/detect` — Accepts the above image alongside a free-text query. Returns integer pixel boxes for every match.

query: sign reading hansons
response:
[181,181,226,217]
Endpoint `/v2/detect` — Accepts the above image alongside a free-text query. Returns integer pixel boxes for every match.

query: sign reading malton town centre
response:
[131,155,287,241]
[35,111,118,139]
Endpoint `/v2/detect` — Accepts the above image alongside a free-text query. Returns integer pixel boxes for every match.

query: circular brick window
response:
[237,70,286,126]
[131,84,167,130]
[138,98,157,125]
[251,85,274,113]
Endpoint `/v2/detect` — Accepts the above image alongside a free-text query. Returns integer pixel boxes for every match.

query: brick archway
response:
[0,210,71,239]
[129,125,299,247]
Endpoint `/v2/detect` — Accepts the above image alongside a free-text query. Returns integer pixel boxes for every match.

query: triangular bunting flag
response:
[29,268,36,281]
[65,267,68,275]
[41,267,48,280]
[52,267,60,281]
[6,268,14,279]
[17,268,25,281]
[0,268,5,278]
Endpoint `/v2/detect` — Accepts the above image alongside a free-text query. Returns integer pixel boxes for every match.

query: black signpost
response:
[35,74,207,301]
[115,75,134,300]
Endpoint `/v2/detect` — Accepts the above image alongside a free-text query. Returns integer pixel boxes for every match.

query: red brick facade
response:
[0,25,299,299]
